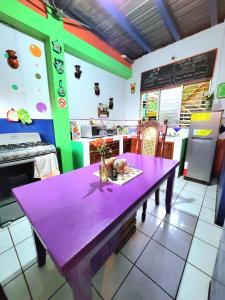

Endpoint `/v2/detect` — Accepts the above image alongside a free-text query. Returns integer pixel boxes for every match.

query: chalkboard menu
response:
[141,49,217,92]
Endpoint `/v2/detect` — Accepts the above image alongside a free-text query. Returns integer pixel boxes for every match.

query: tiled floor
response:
[1,176,222,299]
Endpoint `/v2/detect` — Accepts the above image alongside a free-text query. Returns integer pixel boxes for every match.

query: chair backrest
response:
[137,119,168,157]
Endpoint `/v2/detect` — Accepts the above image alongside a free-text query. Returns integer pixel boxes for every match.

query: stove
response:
[0,133,56,167]
[0,133,57,227]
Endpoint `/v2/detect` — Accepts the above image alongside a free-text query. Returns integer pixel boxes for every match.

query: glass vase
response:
[99,155,108,183]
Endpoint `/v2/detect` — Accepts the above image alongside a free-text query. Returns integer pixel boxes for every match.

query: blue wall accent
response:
[0,118,55,144]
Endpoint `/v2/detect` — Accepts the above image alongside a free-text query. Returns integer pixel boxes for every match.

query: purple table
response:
[13,153,178,300]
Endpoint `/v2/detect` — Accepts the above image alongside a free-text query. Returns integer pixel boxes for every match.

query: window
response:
[140,91,159,121]
[140,81,210,127]
[158,86,183,127]
[179,81,210,127]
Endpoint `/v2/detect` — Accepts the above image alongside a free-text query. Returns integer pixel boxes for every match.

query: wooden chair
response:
[137,119,168,222]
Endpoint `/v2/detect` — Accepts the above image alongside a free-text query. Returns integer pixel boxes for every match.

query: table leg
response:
[33,231,46,267]
[155,189,160,206]
[0,284,7,300]
[165,169,175,214]
[142,201,147,222]
[66,260,92,300]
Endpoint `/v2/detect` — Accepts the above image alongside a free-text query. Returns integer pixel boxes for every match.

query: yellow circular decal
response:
[29,44,42,57]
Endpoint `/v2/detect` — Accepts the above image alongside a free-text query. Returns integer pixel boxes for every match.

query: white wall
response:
[65,53,127,120]
[0,22,52,119]
[125,22,225,120]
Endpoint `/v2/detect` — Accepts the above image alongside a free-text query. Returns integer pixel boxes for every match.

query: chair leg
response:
[0,284,7,300]
[155,189,160,205]
[142,201,147,222]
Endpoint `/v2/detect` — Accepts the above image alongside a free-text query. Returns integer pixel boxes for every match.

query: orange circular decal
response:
[29,44,42,57]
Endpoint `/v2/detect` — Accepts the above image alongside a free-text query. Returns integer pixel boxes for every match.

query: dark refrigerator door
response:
[186,138,216,182]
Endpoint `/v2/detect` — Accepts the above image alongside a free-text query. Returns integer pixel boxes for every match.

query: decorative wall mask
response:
[6,50,19,69]
[74,65,82,79]
[94,83,100,96]
[130,83,136,94]
[109,98,114,110]
[7,108,19,122]
[52,39,62,54]
[17,109,32,124]
[58,80,66,97]
[53,58,64,74]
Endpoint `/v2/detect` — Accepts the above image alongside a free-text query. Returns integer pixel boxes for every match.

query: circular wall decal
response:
[11,84,18,90]
[35,73,41,79]
[29,44,42,57]
[36,102,47,113]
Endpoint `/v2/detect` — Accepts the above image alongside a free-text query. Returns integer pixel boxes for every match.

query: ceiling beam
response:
[95,0,152,53]
[154,0,181,42]
[208,0,218,26]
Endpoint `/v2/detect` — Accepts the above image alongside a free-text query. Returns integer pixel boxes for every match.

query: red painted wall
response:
[18,0,132,68]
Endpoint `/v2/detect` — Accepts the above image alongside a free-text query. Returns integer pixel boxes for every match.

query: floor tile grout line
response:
[174,181,210,299]
[7,227,34,300]
[48,281,68,299]
[111,217,165,300]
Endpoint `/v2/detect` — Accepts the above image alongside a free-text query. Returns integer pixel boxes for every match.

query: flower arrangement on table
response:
[91,138,112,182]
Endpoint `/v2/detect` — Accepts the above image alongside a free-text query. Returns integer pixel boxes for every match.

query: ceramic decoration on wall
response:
[74,65,82,79]
[17,108,32,124]
[130,83,136,94]
[0,22,52,120]
[53,58,64,74]
[52,39,62,54]
[7,108,19,122]
[6,50,19,69]
[98,103,109,117]
[29,44,42,57]
[109,97,114,109]
[57,80,66,97]
[94,82,100,96]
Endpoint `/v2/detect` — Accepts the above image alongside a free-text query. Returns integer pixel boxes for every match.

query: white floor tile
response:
[92,253,132,300]
[188,237,217,276]
[0,228,13,254]
[199,207,216,225]
[183,182,207,196]
[173,201,201,217]
[9,219,32,245]
[177,263,210,300]
[136,210,161,237]
[16,236,37,270]
[121,230,149,263]
[146,202,167,220]
[3,274,31,300]
[202,197,216,210]
[194,220,223,248]
[9,216,28,228]
[50,283,102,300]
[0,248,21,285]
[178,190,204,205]
[205,189,217,199]
[25,255,65,300]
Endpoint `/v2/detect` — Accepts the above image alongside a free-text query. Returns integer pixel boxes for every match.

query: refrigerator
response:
[184,111,222,183]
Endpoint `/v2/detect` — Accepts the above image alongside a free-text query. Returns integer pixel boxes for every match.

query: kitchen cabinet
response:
[123,138,131,153]
[90,140,119,164]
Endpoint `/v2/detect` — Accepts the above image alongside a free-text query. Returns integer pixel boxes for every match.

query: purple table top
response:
[13,153,178,273]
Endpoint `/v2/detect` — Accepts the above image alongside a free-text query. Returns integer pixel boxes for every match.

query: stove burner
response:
[0,141,48,152]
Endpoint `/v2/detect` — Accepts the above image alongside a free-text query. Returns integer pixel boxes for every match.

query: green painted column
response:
[45,9,73,172]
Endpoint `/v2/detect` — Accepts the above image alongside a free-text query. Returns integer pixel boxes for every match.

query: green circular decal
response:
[4,53,9,59]
[12,84,18,90]
[35,73,41,79]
